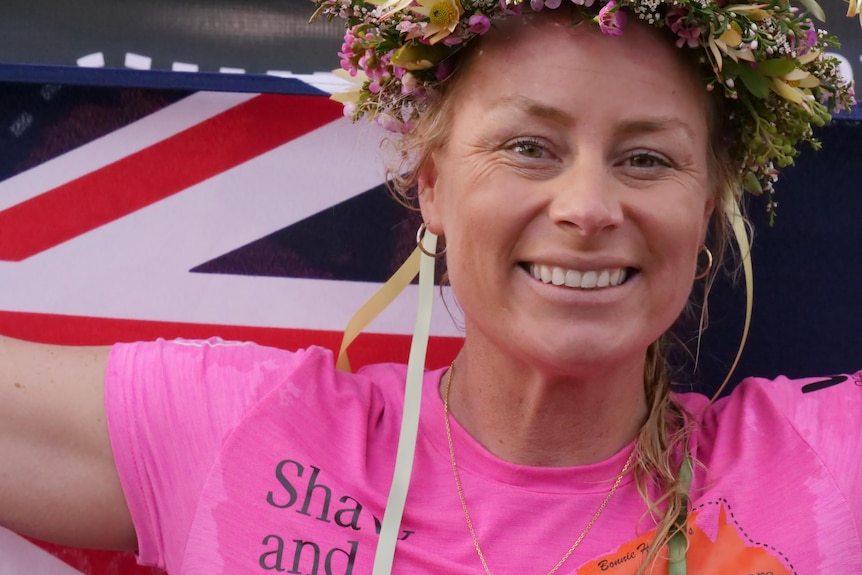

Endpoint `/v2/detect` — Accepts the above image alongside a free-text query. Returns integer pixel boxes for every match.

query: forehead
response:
[451,13,708,128]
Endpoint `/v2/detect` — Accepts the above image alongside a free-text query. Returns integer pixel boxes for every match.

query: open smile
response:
[524,263,636,289]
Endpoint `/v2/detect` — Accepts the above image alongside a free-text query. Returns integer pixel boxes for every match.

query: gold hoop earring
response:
[416,223,446,258]
[693,245,713,281]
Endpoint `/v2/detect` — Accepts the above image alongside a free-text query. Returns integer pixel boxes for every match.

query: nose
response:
[547,156,623,235]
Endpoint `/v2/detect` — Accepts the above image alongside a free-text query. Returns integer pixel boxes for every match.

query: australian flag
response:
[0,65,462,574]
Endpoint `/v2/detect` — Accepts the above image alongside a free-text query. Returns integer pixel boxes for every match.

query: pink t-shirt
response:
[106,338,862,574]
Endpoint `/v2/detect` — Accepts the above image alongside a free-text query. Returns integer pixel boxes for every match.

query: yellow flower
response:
[410,0,463,44]
[391,42,448,69]
[783,68,819,85]
[723,4,771,20]
[330,69,368,104]
[797,49,821,65]
[367,0,413,19]
[773,65,821,113]
[770,77,808,110]
[719,25,742,48]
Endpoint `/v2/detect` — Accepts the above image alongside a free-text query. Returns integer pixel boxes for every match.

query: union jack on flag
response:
[0,67,460,574]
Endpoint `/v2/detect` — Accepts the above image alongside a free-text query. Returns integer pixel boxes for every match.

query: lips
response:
[527,263,630,289]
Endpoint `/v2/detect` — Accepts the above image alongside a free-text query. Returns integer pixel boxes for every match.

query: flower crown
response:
[310,0,857,219]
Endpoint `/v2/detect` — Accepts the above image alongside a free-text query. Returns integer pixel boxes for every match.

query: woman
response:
[0,0,859,573]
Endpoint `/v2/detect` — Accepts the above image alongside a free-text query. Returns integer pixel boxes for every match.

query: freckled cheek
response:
[645,226,700,290]
[639,244,696,323]
[446,222,512,294]
[659,248,700,312]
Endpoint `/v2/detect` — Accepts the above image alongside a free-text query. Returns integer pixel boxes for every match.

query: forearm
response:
[0,336,136,550]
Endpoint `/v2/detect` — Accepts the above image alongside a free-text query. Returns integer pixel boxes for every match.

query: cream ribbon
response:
[372,232,437,575]
[717,195,754,397]
[336,246,422,372]
[334,232,438,575]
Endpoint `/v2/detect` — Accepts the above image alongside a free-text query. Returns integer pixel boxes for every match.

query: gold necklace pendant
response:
[443,361,636,575]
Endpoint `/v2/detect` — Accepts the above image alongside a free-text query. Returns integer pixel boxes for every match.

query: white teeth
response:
[551,267,565,286]
[597,270,610,288]
[529,264,629,289]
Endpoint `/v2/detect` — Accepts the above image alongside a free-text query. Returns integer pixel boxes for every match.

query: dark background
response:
[0,0,861,81]
[690,119,861,396]
[0,0,342,73]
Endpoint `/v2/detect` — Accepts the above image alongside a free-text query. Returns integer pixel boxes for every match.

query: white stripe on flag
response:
[0,91,258,211]
[0,527,84,575]
[0,114,463,336]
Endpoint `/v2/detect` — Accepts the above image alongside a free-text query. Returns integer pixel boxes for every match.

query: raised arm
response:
[0,336,136,550]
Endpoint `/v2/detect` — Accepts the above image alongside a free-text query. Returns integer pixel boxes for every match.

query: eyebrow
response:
[493,95,575,126]
[492,95,696,140]
[613,118,697,142]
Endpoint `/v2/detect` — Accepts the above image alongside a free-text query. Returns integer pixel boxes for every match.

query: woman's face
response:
[418,14,714,375]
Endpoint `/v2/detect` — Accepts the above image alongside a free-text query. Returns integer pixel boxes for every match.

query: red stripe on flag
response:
[0,94,342,261]
[0,311,462,370]
[29,540,160,575]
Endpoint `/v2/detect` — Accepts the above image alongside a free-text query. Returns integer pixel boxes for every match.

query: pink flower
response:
[435,58,455,81]
[530,0,562,10]
[793,21,819,55]
[376,113,408,133]
[596,1,626,36]
[339,57,356,75]
[397,20,423,36]
[498,0,522,16]
[468,14,491,35]
[665,7,701,48]
[338,27,361,75]
[401,72,421,94]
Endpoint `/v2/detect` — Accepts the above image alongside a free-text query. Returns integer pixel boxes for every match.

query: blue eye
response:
[509,138,546,158]
[626,152,670,168]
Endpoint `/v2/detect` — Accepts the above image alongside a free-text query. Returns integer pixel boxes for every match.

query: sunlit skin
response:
[418,13,715,466]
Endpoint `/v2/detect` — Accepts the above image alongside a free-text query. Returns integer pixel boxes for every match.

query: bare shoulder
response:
[0,336,136,551]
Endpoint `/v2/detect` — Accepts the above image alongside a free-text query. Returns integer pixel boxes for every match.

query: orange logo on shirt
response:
[577,504,791,574]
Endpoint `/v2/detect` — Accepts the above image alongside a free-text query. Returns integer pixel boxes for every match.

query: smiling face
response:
[418,13,715,376]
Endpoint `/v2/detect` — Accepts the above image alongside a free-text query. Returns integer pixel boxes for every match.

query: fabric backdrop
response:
[0,0,859,83]
[0,41,860,575]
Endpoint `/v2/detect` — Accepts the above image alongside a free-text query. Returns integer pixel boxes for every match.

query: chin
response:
[514,333,647,377]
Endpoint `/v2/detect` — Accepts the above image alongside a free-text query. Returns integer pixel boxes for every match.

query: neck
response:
[444,341,649,467]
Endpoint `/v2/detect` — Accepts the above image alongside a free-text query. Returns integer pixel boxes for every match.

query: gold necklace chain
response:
[443,361,636,575]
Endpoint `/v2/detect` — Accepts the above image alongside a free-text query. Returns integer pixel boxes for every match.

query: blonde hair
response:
[387,15,745,571]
